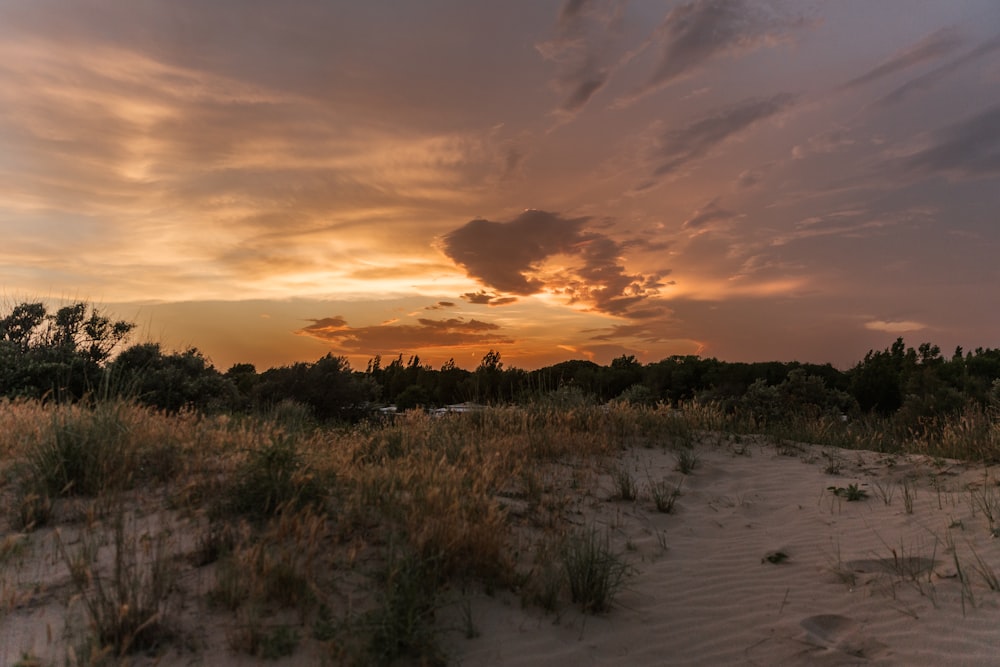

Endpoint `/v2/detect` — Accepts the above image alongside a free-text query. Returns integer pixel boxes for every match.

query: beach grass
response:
[4,397,1000,663]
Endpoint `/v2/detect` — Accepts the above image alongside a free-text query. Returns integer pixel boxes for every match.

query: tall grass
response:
[5,397,1000,664]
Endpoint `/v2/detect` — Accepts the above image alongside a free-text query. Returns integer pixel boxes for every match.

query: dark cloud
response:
[296,315,512,352]
[737,168,763,188]
[461,291,518,306]
[876,34,1000,107]
[559,0,590,23]
[645,0,804,91]
[562,73,610,113]
[443,210,588,294]
[683,198,738,229]
[653,93,796,176]
[902,104,1000,178]
[540,0,626,116]
[841,27,964,90]
[424,301,456,310]
[442,210,667,317]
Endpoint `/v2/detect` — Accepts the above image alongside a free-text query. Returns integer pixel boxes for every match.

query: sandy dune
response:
[448,436,1000,666]
[6,434,1000,665]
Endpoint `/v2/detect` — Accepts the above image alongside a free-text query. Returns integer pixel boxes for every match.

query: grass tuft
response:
[562,526,630,614]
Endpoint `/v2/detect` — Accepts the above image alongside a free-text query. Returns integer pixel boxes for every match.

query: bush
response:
[215,434,326,520]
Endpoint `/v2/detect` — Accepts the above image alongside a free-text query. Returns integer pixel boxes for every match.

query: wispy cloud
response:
[864,319,926,333]
[875,33,1000,107]
[627,0,805,102]
[901,104,1000,179]
[683,198,739,230]
[651,93,796,177]
[539,0,628,117]
[841,27,964,90]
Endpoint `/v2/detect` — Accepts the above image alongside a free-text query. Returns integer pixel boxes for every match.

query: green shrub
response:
[216,435,326,520]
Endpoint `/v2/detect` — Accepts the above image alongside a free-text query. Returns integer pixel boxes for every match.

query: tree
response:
[0,301,134,400]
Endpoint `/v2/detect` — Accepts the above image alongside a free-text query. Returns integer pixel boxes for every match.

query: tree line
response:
[3,301,1000,426]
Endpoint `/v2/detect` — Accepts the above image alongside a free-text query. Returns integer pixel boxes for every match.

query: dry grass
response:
[5,398,1000,663]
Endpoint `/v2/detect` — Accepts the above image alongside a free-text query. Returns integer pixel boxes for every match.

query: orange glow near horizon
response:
[3,3,999,372]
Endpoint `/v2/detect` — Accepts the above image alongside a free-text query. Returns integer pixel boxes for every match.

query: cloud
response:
[791,128,856,159]
[539,0,627,116]
[876,34,1000,107]
[864,319,926,333]
[461,291,519,306]
[296,315,513,352]
[639,0,805,96]
[560,0,591,23]
[901,104,1000,178]
[652,93,796,177]
[737,168,763,188]
[586,319,676,343]
[441,210,667,317]
[841,27,964,90]
[683,198,738,229]
[424,301,456,310]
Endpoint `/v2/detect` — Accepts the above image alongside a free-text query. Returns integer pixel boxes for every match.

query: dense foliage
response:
[2,302,1000,431]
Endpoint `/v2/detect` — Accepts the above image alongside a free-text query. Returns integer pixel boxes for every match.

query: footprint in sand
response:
[798,614,888,662]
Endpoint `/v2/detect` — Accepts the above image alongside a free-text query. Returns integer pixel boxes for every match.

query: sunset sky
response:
[3,1,1000,372]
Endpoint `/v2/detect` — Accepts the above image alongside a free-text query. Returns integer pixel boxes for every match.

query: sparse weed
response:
[872,479,895,506]
[966,543,1000,591]
[649,478,683,514]
[675,448,699,475]
[969,476,1000,533]
[828,483,868,501]
[611,465,638,501]
[364,545,446,666]
[562,527,630,614]
[902,478,916,514]
[57,511,177,657]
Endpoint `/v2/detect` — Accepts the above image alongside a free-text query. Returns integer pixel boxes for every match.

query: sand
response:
[446,436,1000,666]
[6,434,1000,665]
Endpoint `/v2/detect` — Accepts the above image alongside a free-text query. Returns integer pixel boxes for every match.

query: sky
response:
[3,1,1000,372]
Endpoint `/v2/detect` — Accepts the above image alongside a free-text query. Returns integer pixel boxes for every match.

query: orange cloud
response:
[295,316,514,353]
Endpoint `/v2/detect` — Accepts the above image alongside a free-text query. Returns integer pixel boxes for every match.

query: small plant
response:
[675,448,699,475]
[762,550,789,565]
[562,527,630,614]
[11,489,52,531]
[23,401,140,498]
[611,465,638,501]
[521,537,566,613]
[259,625,300,659]
[313,603,339,642]
[649,478,683,514]
[57,512,177,656]
[364,546,445,666]
[902,478,916,514]
[872,479,895,506]
[11,653,43,667]
[967,543,1000,591]
[969,478,1000,533]
[216,435,325,521]
[828,483,868,501]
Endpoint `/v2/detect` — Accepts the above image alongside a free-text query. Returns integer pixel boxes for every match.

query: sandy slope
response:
[448,436,1000,666]
[6,434,1000,665]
